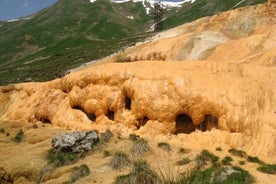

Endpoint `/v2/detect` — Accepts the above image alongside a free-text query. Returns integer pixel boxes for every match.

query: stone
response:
[51,131,98,153]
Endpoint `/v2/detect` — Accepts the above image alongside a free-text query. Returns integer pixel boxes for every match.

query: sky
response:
[0,0,58,21]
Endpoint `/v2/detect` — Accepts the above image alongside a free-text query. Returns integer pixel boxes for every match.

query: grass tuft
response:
[115,160,158,184]
[221,156,233,165]
[12,129,24,143]
[110,151,130,170]
[176,157,191,166]
[247,156,264,164]
[100,129,113,143]
[157,142,171,152]
[132,138,149,155]
[228,148,246,158]
[257,164,276,174]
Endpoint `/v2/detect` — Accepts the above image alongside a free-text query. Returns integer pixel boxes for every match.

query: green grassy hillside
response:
[0,0,267,85]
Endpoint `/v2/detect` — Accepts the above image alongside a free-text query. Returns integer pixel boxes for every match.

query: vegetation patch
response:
[64,164,90,184]
[179,147,190,154]
[157,142,171,152]
[239,161,246,165]
[221,156,233,165]
[257,164,276,174]
[178,165,254,184]
[131,138,149,155]
[103,150,111,158]
[216,147,222,151]
[247,156,264,164]
[228,148,247,158]
[176,157,191,166]
[115,160,158,184]
[12,129,24,143]
[47,149,85,167]
[100,129,113,143]
[110,151,130,170]
[0,128,5,134]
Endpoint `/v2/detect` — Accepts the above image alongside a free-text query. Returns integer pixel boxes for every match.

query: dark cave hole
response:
[72,105,96,122]
[136,116,149,129]
[125,96,132,110]
[88,113,96,122]
[175,114,195,134]
[197,114,218,132]
[107,110,115,121]
[41,118,51,124]
[72,105,83,111]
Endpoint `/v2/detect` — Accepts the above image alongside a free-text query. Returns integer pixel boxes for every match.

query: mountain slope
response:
[0,0,267,85]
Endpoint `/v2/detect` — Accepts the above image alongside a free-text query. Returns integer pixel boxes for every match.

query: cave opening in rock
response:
[72,106,83,111]
[88,113,96,122]
[107,110,115,121]
[72,105,96,122]
[125,96,132,110]
[175,114,195,134]
[41,118,51,124]
[136,116,149,129]
[197,114,218,132]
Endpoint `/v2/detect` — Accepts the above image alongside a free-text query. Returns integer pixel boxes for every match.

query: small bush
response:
[216,147,222,151]
[257,164,276,174]
[178,165,254,184]
[115,53,131,63]
[110,151,130,170]
[239,160,246,165]
[179,147,190,154]
[32,124,38,129]
[103,150,111,158]
[0,128,5,134]
[70,164,90,183]
[195,150,219,169]
[132,138,149,155]
[12,129,24,143]
[47,149,83,166]
[177,157,191,166]
[101,129,113,143]
[228,148,246,158]
[6,132,10,137]
[247,156,264,164]
[115,160,158,184]
[129,134,140,141]
[157,142,171,152]
[221,156,233,165]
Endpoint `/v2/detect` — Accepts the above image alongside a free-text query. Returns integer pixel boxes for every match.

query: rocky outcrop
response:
[51,131,98,153]
[0,2,275,159]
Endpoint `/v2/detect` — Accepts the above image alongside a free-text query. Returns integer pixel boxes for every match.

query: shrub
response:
[157,142,171,152]
[12,129,24,143]
[103,150,111,158]
[177,157,191,166]
[257,164,276,174]
[247,156,264,164]
[179,147,190,154]
[101,129,113,143]
[132,138,149,155]
[221,156,233,165]
[110,151,130,170]
[195,150,219,169]
[129,134,140,141]
[115,160,158,184]
[6,132,10,137]
[239,161,246,165]
[228,148,246,158]
[178,165,254,184]
[115,53,131,63]
[0,128,5,134]
[70,164,90,183]
[47,149,83,166]
[32,124,38,129]
[216,147,222,151]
